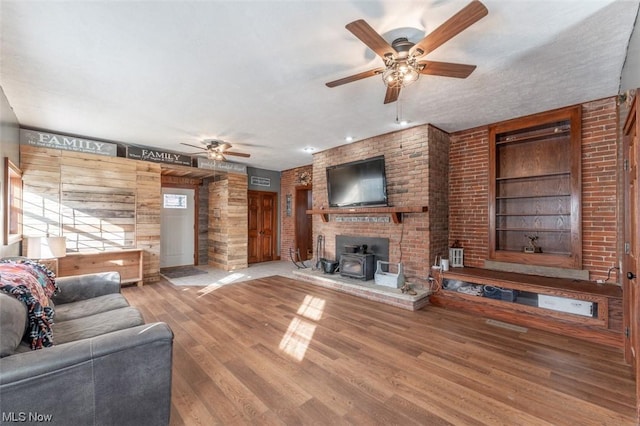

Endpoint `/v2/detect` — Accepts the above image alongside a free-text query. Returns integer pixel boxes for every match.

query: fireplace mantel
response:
[306,206,427,224]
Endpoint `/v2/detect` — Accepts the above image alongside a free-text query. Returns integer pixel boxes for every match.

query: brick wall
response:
[280,165,313,260]
[448,128,490,268]
[449,97,620,280]
[311,125,447,283]
[581,97,619,279]
[428,125,450,265]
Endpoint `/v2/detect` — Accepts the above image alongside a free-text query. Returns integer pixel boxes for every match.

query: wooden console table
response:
[57,248,144,286]
[430,267,623,347]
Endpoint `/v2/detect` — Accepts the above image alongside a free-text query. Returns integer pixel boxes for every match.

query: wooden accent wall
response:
[198,178,213,265]
[20,145,162,283]
[136,161,162,282]
[60,153,137,250]
[209,174,248,271]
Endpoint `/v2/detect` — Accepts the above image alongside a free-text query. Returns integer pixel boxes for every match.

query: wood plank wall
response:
[20,145,162,283]
[60,153,136,250]
[209,174,248,271]
[136,162,162,282]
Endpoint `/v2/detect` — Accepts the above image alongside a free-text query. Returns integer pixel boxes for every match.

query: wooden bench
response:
[430,267,623,347]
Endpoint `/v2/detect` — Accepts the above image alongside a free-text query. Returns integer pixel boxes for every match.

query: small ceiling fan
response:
[326,0,488,104]
[181,139,250,161]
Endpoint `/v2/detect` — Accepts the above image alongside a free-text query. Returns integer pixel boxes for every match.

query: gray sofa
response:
[0,271,173,426]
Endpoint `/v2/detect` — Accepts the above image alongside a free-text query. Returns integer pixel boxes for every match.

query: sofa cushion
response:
[54,293,130,322]
[0,293,28,357]
[53,307,144,345]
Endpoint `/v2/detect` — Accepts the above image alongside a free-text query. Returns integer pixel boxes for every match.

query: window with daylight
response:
[163,193,188,209]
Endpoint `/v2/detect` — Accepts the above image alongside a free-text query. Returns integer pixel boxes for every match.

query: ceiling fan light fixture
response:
[207,151,224,161]
[382,57,420,88]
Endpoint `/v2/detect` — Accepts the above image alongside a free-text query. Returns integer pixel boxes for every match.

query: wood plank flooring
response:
[122,276,637,425]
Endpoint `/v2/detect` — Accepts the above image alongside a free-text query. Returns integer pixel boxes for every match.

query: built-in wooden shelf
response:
[306,206,428,224]
[431,267,623,347]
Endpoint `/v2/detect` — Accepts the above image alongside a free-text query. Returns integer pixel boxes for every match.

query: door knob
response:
[628,272,637,280]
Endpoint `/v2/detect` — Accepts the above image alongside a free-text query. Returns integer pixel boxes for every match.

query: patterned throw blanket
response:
[0,260,59,349]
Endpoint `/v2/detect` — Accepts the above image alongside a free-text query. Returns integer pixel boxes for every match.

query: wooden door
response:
[622,93,639,419]
[295,187,313,260]
[248,190,277,264]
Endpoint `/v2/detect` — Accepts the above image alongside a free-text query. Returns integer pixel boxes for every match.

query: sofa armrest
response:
[52,271,121,304]
[0,322,173,426]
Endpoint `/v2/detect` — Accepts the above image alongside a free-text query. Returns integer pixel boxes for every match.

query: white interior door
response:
[160,187,195,268]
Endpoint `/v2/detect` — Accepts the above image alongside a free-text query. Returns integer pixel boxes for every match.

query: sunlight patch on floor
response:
[197,283,223,296]
[297,295,326,321]
[279,294,326,361]
[279,317,317,361]
[196,272,249,296]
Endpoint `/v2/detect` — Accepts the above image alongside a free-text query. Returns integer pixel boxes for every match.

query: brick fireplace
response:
[309,124,450,286]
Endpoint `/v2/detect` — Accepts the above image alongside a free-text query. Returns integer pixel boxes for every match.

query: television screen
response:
[326,156,388,208]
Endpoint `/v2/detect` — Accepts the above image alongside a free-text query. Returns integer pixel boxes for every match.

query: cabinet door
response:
[489,106,582,268]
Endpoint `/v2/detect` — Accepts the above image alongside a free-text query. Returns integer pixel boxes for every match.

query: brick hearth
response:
[292,268,431,311]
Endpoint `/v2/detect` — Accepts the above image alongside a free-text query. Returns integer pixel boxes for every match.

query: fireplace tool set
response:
[289,247,309,269]
[314,234,325,270]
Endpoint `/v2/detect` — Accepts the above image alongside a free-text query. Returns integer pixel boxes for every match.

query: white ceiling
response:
[1,0,638,171]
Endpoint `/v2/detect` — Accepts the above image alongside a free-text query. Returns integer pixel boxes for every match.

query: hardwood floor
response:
[122,276,637,425]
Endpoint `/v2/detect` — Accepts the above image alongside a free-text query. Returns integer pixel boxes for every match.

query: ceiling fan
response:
[326,0,488,104]
[181,139,251,161]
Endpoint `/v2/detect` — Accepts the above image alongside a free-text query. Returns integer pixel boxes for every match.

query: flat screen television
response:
[326,155,388,208]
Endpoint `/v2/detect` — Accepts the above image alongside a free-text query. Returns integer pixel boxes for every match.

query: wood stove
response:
[339,253,375,280]
[336,235,389,281]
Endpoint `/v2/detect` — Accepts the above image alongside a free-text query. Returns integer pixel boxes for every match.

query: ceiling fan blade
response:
[418,61,476,78]
[326,68,385,88]
[345,20,397,59]
[224,151,251,158]
[384,85,401,104]
[180,142,206,151]
[217,142,232,151]
[410,0,488,58]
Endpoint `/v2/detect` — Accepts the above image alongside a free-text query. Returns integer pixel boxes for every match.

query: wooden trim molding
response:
[3,157,22,245]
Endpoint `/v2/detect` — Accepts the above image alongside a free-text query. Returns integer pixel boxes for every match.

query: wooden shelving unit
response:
[488,106,582,268]
[306,206,428,224]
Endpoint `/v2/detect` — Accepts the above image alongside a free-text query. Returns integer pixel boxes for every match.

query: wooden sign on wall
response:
[127,146,192,166]
[20,129,117,156]
[197,157,247,174]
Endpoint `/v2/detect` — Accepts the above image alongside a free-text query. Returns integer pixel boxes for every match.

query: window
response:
[163,193,187,209]
[3,157,23,245]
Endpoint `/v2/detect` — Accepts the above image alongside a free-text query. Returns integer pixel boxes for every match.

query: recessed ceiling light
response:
[398,120,409,126]
[303,147,316,152]
[345,136,354,142]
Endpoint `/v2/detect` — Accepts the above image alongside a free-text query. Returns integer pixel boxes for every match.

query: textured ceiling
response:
[1,0,638,171]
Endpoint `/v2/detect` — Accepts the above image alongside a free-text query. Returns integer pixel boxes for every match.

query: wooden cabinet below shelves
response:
[431,267,623,348]
[430,267,624,347]
[57,249,144,286]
